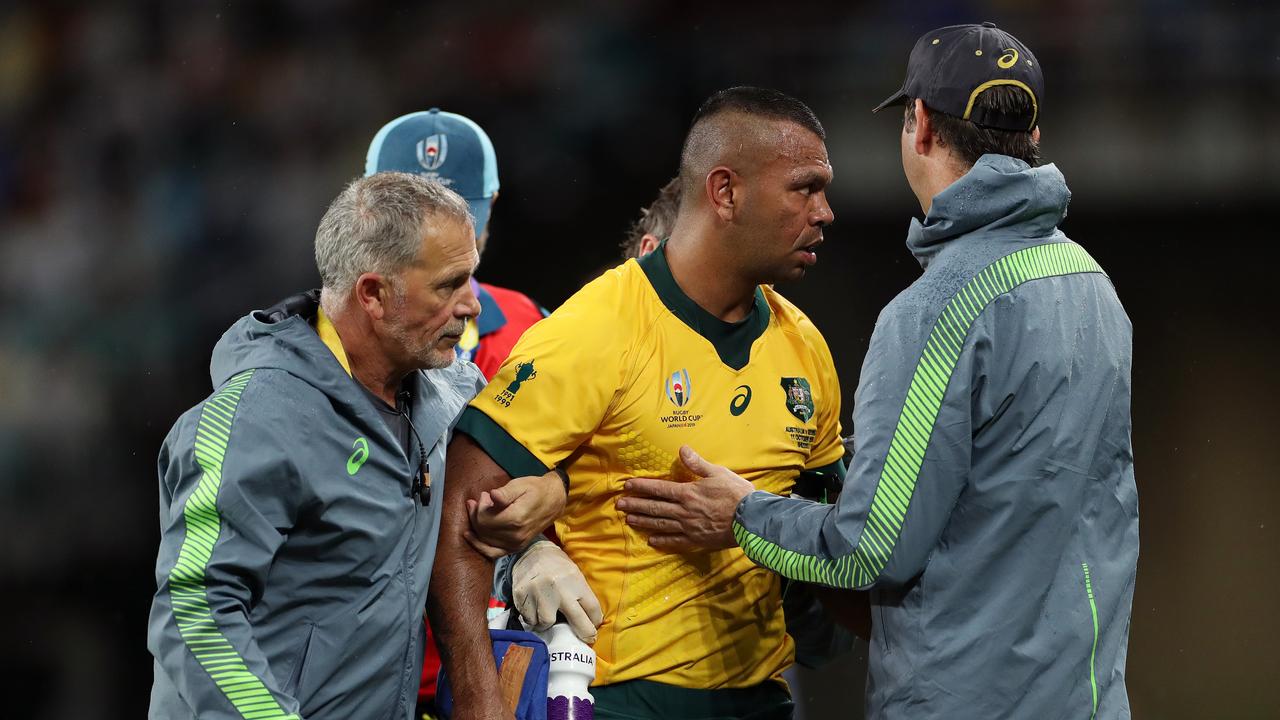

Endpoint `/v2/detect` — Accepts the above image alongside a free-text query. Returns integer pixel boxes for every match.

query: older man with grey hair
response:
[147,172,541,720]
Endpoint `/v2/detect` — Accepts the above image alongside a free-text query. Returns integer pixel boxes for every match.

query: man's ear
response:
[638,233,661,257]
[706,166,737,222]
[912,99,935,157]
[1031,125,1041,143]
[353,272,393,321]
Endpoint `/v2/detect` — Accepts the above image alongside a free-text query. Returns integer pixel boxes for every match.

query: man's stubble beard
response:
[387,295,463,371]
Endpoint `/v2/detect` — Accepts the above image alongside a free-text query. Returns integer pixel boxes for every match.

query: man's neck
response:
[350,354,407,407]
[664,230,758,323]
[327,308,408,406]
[915,155,967,215]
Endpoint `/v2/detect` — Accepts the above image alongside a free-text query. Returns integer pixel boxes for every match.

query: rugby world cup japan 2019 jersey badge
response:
[781,377,817,449]
[416,134,448,171]
[494,360,537,407]
[661,368,703,428]
[666,369,691,407]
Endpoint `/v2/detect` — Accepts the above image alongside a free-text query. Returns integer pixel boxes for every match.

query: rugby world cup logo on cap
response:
[416,134,448,171]
[665,369,691,407]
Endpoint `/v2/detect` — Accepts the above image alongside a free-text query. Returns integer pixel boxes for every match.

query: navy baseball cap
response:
[873,22,1043,131]
[365,108,500,238]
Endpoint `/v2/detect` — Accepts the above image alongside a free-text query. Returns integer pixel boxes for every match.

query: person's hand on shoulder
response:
[513,540,603,644]
[464,470,567,559]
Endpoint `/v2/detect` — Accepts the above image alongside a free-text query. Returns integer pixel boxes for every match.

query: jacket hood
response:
[210,290,481,434]
[906,154,1071,269]
[209,290,354,392]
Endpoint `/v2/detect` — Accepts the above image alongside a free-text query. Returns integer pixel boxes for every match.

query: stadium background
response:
[1,1,1276,718]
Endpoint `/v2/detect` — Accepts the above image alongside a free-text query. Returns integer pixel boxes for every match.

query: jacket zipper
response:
[388,391,431,719]
[388,501,420,720]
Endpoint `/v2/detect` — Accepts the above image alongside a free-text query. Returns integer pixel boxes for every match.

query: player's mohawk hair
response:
[690,86,825,140]
[677,86,825,202]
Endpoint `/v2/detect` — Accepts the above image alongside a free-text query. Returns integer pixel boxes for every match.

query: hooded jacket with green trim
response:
[733,155,1137,719]
[147,291,485,720]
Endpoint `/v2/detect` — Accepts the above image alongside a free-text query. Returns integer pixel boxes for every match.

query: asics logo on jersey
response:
[730,385,752,416]
[347,437,370,475]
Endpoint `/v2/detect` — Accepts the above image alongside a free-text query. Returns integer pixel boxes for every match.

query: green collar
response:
[637,241,770,370]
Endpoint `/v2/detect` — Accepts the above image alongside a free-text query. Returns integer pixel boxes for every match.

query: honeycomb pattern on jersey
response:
[615,429,677,478]
[613,428,725,623]
[620,554,724,623]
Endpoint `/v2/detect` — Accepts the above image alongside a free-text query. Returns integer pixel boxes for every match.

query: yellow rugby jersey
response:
[455,246,844,689]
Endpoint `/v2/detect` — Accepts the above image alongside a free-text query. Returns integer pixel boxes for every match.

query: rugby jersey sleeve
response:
[732,292,977,590]
[455,273,632,477]
[147,371,306,719]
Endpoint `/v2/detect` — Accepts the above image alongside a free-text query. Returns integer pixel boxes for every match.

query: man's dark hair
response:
[621,176,681,259]
[679,86,825,198]
[689,86,825,140]
[904,85,1041,166]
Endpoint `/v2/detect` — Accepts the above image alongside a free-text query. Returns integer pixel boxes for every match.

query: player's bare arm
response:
[617,445,754,551]
[427,433,513,720]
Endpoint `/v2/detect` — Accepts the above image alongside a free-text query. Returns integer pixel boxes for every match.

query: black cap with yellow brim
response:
[873,22,1044,131]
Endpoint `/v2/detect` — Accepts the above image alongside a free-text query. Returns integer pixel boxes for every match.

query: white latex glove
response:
[512,541,604,644]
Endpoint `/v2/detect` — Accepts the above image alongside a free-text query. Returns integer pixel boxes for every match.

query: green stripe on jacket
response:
[167,369,301,720]
[735,242,1105,589]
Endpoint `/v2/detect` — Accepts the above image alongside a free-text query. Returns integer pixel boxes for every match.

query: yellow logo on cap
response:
[998,48,1019,69]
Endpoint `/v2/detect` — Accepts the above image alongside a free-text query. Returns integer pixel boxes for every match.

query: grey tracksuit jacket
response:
[147,291,484,720]
[734,155,1138,719]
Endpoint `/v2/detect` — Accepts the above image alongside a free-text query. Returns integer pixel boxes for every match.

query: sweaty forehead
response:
[763,120,830,172]
[685,111,826,175]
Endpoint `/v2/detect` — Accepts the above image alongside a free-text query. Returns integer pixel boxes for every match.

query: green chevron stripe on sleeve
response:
[1083,562,1100,720]
[735,242,1105,589]
[167,370,301,720]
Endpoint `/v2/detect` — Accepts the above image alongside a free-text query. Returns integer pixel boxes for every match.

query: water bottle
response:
[537,622,595,719]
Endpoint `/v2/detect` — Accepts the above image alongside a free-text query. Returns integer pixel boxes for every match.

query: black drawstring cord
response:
[397,390,431,506]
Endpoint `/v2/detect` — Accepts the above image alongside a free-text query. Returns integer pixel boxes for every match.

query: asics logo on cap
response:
[416,134,448,171]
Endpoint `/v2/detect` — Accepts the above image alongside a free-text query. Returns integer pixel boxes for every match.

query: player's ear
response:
[1031,125,1041,143]
[638,233,661,257]
[706,166,735,222]
[354,272,394,321]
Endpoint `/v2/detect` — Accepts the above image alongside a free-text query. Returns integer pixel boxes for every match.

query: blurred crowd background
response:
[1,1,1277,718]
